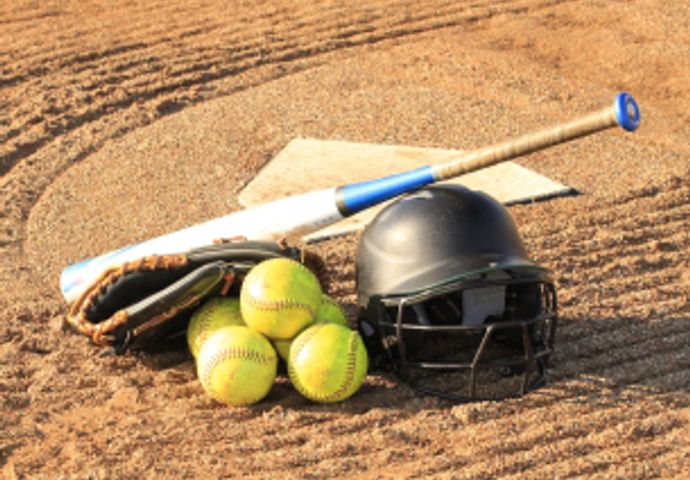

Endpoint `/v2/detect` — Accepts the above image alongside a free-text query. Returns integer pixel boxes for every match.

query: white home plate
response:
[238,138,575,243]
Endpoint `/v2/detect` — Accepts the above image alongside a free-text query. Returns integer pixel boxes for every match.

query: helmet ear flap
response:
[359,298,432,366]
[358,297,388,368]
[357,318,387,370]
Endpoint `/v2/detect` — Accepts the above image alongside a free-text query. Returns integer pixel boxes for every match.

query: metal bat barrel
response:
[336,92,640,215]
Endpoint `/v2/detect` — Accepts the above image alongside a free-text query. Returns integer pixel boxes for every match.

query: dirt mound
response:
[2,1,688,478]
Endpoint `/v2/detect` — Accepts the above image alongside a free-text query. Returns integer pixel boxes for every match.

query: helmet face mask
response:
[356,185,558,401]
[367,271,557,400]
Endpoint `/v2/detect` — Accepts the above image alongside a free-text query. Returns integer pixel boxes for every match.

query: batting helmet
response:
[356,185,557,401]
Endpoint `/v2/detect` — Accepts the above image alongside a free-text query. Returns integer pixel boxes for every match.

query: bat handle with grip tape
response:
[433,92,640,180]
[338,92,640,214]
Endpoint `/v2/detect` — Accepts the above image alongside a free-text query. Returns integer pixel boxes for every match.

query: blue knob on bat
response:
[614,92,640,132]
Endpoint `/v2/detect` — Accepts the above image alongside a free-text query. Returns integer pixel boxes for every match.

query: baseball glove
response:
[66,240,301,353]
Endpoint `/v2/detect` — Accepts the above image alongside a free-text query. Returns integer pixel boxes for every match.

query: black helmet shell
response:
[356,185,545,309]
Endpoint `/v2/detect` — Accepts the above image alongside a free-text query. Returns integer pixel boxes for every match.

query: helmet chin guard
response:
[356,185,558,401]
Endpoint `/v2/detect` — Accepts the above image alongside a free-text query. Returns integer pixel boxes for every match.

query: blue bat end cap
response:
[614,92,640,132]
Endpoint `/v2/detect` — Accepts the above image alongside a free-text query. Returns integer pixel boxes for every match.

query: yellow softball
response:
[288,323,368,403]
[273,294,349,362]
[240,258,322,340]
[314,294,349,328]
[272,338,292,363]
[186,296,244,358]
[196,326,277,406]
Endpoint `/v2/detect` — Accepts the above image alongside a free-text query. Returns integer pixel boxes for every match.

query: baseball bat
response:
[60,92,640,303]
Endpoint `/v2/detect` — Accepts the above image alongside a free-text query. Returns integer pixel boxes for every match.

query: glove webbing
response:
[67,253,189,346]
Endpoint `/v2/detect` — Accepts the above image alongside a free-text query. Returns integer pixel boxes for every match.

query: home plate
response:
[238,138,576,243]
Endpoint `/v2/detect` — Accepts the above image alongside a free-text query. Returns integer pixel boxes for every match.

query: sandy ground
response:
[1,0,689,478]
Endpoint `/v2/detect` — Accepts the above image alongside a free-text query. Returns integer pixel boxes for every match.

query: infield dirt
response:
[1,1,688,478]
